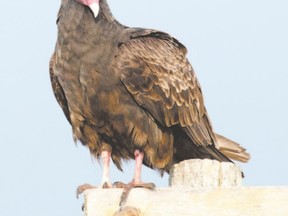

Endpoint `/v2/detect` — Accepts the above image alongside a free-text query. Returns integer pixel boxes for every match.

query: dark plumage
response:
[50,0,249,187]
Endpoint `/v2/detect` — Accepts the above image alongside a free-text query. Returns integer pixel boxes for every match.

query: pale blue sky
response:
[0,0,287,215]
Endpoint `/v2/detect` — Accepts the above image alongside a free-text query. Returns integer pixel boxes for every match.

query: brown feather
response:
[118,36,215,147]
[50,0,249,176]
[215,134,250,163]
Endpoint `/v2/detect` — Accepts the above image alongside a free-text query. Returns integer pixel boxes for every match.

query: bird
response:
[50,0,250,197]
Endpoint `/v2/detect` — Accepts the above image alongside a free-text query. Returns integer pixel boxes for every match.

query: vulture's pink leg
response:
[100,150,112,188]
[76,150,112,199]
[132,149,143,183]
[114,149,155,208]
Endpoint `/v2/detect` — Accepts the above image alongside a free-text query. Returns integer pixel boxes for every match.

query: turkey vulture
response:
[50,0,250,192]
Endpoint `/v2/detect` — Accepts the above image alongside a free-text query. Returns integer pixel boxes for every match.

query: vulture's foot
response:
[76,182,112,198]
[76,183,96,199]
[101,181,113,188]
[76,184,96,211]
[76,182,113,211]
[113,181,155,208]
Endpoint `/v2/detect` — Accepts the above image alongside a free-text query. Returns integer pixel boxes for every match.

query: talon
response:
[117,181,156,208]
[113,181,127,188]
[134,182,155,190]
[101,181,113,188]
[76,183,96,199]
[103,182,109,188]
[81,203,85,211]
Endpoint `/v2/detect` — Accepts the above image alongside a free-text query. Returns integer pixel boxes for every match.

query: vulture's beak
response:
[89,2,100,18]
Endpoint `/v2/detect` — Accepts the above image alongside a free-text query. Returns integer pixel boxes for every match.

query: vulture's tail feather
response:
[172,127,233,165]
[215,133,250,163]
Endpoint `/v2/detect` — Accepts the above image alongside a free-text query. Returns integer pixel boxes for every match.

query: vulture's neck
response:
[99,0,123,27]
[100,0,113,22]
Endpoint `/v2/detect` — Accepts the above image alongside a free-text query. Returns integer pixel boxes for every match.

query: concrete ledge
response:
[84,187,288,216]
[83,160,287,215]
[169,159,242,187]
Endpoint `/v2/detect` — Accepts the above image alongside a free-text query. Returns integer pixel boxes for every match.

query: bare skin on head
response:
[77,0,100,17]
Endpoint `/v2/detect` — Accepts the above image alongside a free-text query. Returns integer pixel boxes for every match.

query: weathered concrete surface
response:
[169,159,242,188]
[83,159,288,216]
[84,187,288,216]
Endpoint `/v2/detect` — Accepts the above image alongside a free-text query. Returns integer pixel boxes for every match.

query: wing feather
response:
[117,31,215,147]
[49,53,71,124]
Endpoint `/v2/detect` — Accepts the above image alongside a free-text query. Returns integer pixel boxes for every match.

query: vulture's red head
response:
[76,0,100,18]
